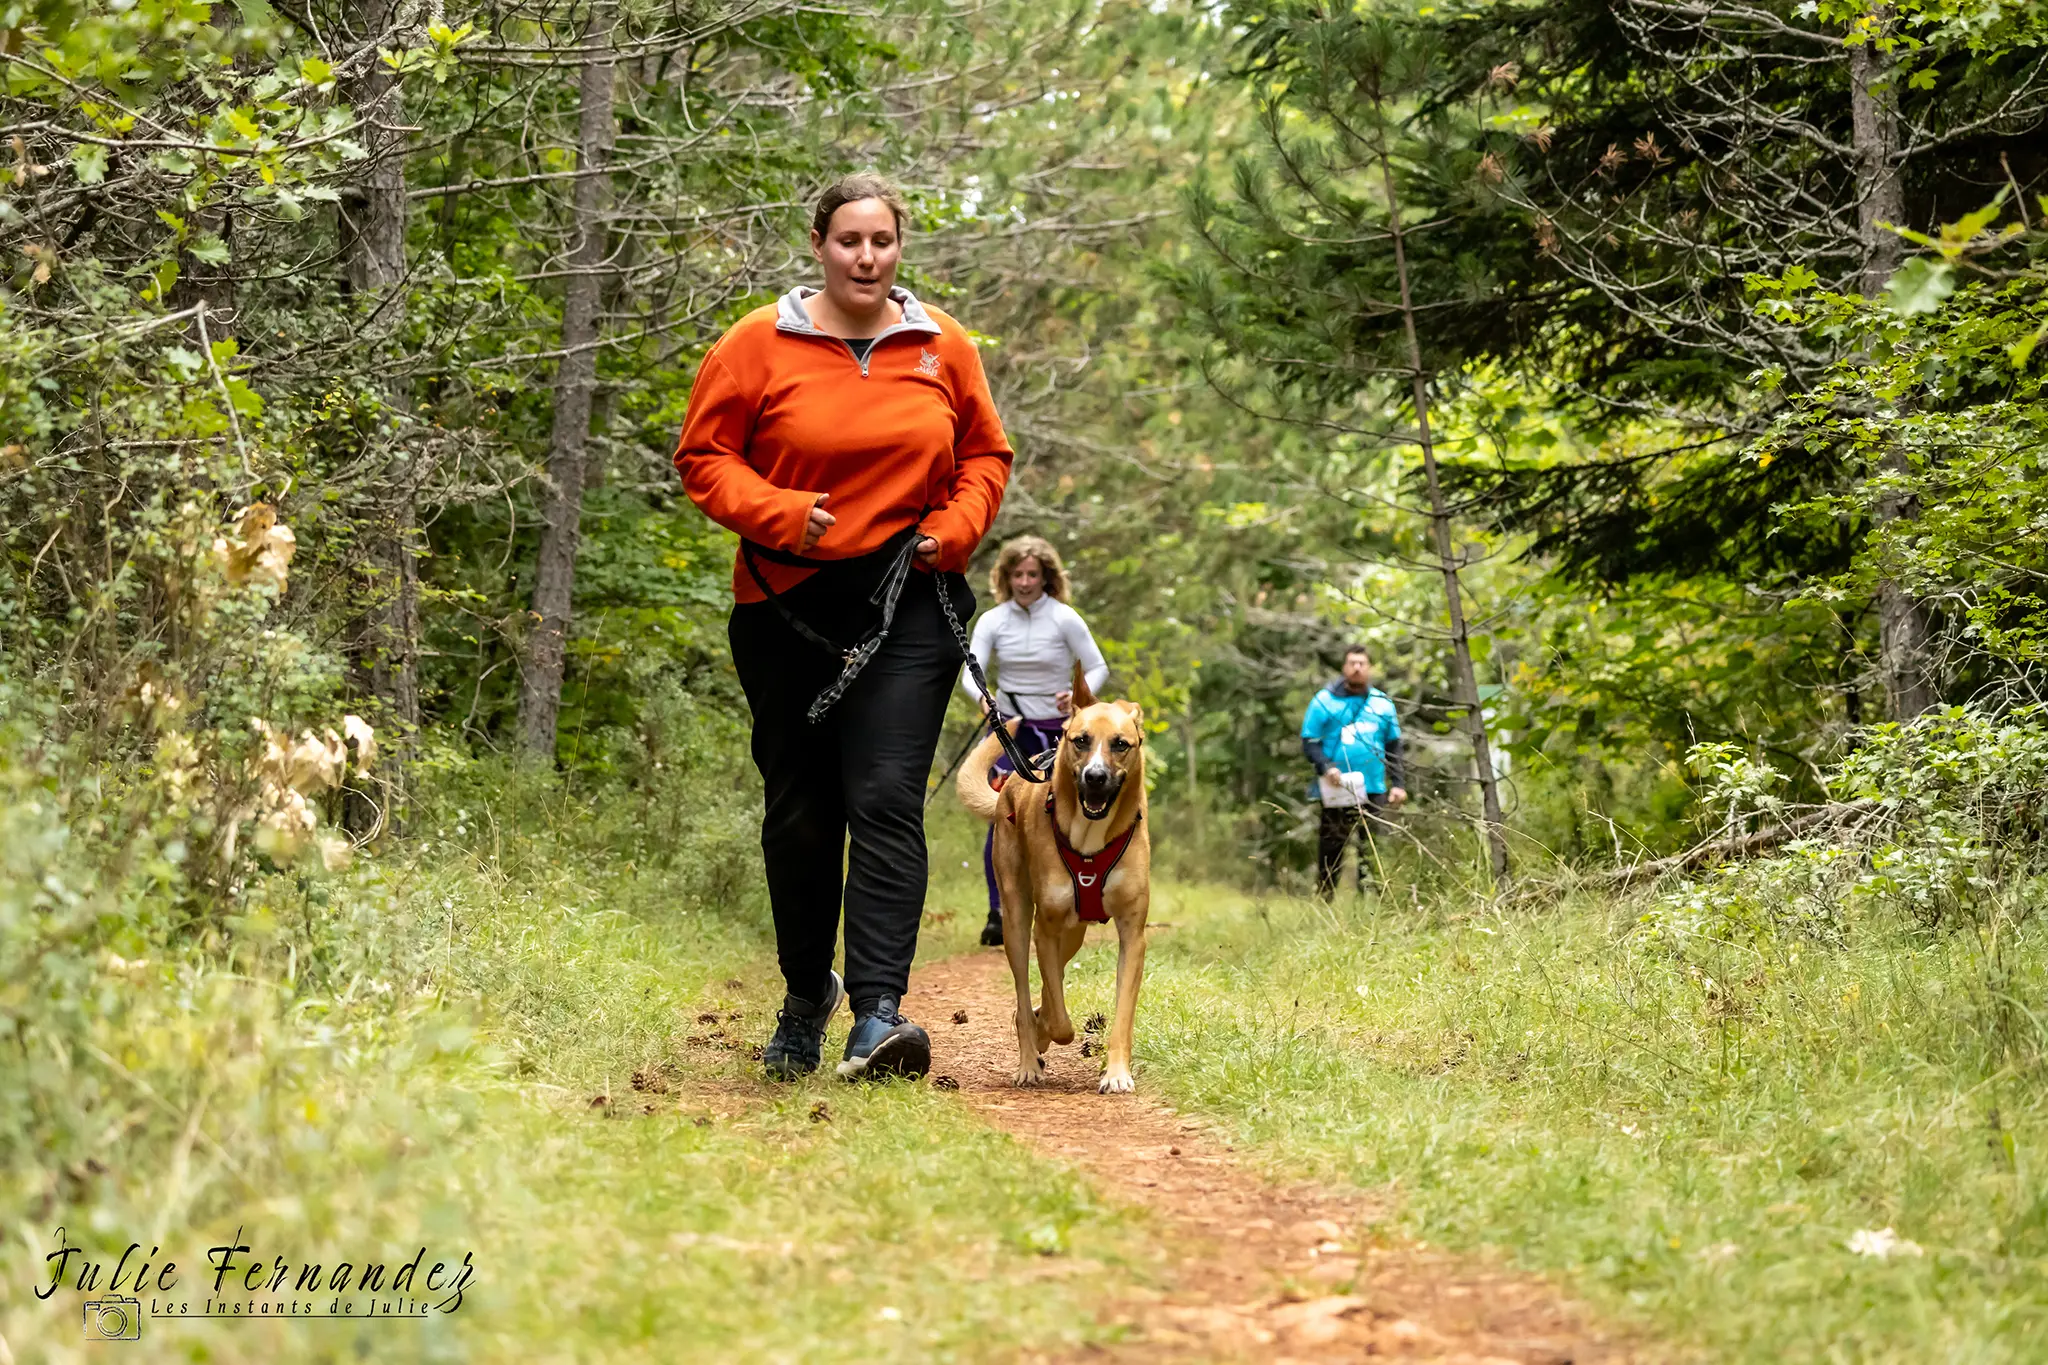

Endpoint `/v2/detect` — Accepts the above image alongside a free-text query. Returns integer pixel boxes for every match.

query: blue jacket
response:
[1300,680,1403,794]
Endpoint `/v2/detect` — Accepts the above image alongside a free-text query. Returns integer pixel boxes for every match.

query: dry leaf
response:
[217,503,297,591]
[283,729,345,794]
[342,713,376,767]
[316,831,353,872]
[1269,1294,1368,1347]
[240,714,358,863]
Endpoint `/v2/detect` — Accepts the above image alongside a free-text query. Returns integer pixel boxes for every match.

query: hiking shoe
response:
[835,997,931,1082]
[980,911,1004,947]
[762,971,844,1081]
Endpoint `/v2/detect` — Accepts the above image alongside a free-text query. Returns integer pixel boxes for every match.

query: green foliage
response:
[1403,0,2047,741]
[6,0,2048,1353]
[1644,708,2048,952]
[1755,201,2048,673]
[1176,6,1518,416]
[0,710,1158,1360]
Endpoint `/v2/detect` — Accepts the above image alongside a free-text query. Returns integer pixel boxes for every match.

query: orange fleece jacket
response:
[673,288,1013,603]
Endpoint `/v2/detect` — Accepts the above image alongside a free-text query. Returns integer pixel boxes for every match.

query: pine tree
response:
[1181,4,1514,883]
[518,0,617,759]
[1414,0,2048,718]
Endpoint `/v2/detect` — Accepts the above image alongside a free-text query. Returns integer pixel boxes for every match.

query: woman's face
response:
[1009,557,1045,603]
[810,197,900,319]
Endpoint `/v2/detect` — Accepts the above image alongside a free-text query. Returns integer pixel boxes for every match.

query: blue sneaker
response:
[835,997,931,1081]
[762,971,844,1081]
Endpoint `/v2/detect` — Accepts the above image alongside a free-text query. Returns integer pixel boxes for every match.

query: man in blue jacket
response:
[1300,646,1407,898]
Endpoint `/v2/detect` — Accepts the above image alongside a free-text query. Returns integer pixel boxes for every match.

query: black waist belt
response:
[741,529,922,724]
[740,525,1050,783]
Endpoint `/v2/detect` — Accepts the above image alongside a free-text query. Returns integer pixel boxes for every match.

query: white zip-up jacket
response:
[962,595,1110,720]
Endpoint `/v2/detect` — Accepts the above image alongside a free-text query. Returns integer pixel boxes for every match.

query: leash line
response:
[925,721,984,808]
[741,528,922,725]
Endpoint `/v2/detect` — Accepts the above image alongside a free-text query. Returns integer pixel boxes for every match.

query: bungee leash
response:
[741,527,922,725]
[739,520,1050,783]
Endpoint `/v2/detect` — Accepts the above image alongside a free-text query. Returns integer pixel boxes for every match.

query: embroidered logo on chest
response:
[915,348,943,378]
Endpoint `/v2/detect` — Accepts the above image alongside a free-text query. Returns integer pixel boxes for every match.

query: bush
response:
[1644,708,2048,949]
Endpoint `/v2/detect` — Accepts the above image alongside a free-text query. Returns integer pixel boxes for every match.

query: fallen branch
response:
[1595,798,1883,889]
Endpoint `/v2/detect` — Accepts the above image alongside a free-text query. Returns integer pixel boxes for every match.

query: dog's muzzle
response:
[1078,761,1123,820]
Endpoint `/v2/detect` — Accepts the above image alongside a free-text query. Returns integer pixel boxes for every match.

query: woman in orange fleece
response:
[675,173,1012,1084]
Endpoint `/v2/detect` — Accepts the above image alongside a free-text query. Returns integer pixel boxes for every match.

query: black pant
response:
[1317,798,1388,898]
[728,564,973,1012]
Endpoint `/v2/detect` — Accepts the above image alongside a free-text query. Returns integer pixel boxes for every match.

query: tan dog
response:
[957,673,1152,1092]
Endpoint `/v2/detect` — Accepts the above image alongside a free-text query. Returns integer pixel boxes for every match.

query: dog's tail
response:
[955,720,1014,824]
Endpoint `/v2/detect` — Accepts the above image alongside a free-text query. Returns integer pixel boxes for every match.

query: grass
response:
[2,778,1158,1363]
[1061,877,2048,1362]
[17,736,2046,1362]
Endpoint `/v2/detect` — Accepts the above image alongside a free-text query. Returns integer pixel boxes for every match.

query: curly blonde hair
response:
[989,535,1070,604]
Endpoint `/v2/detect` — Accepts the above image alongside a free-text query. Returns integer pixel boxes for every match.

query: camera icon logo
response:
[83,1297,142,1341]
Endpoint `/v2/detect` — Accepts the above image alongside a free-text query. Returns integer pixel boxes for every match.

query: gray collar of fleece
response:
[774,284,941,339]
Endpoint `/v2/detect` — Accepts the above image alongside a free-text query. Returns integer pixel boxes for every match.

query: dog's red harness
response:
[993,764,1138,923]
[1043,790,1139,923]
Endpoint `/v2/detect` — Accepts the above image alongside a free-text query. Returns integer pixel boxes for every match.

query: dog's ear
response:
[1116,699,1143,728]
[1071,662,1096,711]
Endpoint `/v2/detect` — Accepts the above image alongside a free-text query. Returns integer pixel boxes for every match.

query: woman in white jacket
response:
[963,535,1110,945]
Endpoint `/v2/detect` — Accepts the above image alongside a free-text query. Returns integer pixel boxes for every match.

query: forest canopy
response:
[7,0,2044,870]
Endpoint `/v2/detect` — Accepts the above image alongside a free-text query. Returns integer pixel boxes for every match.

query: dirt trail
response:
[914,950,1635,1365]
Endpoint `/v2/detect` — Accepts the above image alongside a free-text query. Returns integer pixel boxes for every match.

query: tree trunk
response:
[518,0,616,759]
[1849,24,1935,720]
[341,0,418,835]
[1376,149,1511,886]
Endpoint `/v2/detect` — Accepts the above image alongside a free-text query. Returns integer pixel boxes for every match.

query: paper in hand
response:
[1318,769,1368,806]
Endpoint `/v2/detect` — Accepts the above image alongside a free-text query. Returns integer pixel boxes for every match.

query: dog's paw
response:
[1035,1008,1076,1046]
[1098,1067,1135,1095]
[1012,1059,1046,1088]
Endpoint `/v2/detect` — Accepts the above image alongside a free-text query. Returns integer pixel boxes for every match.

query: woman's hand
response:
[1054,690,1074,715]
[1387,786,1409,808]
[915,535,940,566]
[800,494,835,553]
